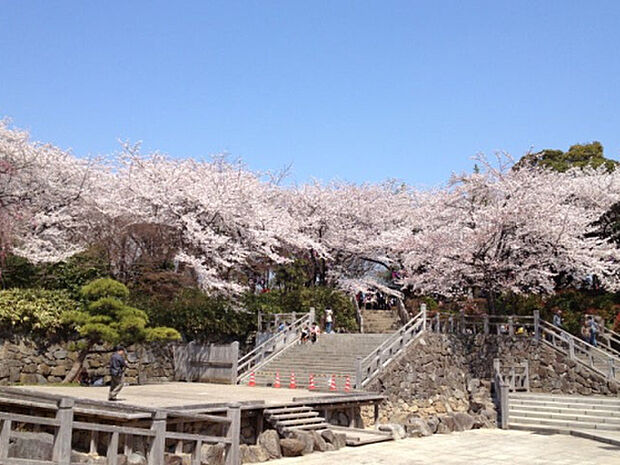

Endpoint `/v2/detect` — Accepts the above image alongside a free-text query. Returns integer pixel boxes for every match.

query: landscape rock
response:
[126,452,147,465]
[200,443,226,465]
[378,423,406,440]
[257,430,281,459]
[453,412,475,431]
[240,444,269,463]
[9,432,53,460]
[291,430,314,454]
[280,438,305,457]
[405,416,432,437]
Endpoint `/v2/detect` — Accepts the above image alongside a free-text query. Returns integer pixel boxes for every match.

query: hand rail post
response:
[499,382,509,428]
[53,397,74,465]
[421,303,427,330]
[355,356,363,388]
[0,419,11,459]
[148,410,167,465]
[533,310,540,341]
[226,403,241,465]
[568,337,575,360]
[608,357,615,380]
[508,316,514,336]
[483,315,489,335]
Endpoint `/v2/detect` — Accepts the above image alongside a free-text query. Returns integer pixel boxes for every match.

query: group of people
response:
[553,310,601,347]
[356,291,397,310]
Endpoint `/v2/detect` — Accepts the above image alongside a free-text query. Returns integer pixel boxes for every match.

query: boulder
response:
[126,452,147,465]
[240,444,269,463]
[378,423,406,440]
[453,412,475,431]
[405,417,432,438]
[257,430,281,459]
[200,443,225,465]
[437,415,456,434]
[280,438,305,457]
[426,416,440,434]
[311,431,328,452]
[71,451,107,464]
[320,429,335,444]
[291,431,314,454]
[333,432,347,449]
[9,431,53,460]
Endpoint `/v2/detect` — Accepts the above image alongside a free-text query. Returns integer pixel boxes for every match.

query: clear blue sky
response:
[1,1,619,186]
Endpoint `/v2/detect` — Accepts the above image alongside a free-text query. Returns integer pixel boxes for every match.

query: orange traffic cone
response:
[344,375,352,392]
[273,372,281,388]
[248,372,256,387]
[329,374,337,392]
[289,371,297,389]
[308,374,316,391]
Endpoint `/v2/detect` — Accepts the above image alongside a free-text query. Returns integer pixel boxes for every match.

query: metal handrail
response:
[600,326,620,358]
[539,320,617,380]
[236,312,312,382]
[355,310,425,388]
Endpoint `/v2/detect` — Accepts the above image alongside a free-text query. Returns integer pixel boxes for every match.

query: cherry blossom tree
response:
[399,154,620,311]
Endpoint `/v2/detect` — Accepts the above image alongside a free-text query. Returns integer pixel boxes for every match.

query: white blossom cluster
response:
[1,122,618,298]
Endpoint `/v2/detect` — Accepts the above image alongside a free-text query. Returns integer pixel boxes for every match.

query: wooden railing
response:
[0,396,240,465]
[237,310,314,383]
[539,319,617,381]
[355,310,426,388]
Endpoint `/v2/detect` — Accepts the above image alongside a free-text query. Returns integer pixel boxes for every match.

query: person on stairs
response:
[310,322,321,343]
[325,308,334,334]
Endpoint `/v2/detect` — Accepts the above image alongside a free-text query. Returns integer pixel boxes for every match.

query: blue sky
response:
[1,1,619,187]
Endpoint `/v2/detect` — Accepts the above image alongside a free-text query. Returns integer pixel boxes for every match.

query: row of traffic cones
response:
[247,371,351,392]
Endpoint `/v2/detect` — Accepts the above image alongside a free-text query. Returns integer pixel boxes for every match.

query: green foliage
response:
[0,288,80,335]
[80,278,130,301]
[132,287,254,342]
[63,278,180,347]
[516,141,618,173]
[244,286,358,332]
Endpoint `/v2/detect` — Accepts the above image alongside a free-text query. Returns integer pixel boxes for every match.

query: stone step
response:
[509,399,620,410]
[508,405,620,418]
[508,415,620,432]
[509,393,620,406]
[282,423,330,433]
[508,409,620,425]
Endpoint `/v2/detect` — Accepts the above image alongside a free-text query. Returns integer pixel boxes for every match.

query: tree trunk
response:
[487,289,497,315]
[62,348,90,384]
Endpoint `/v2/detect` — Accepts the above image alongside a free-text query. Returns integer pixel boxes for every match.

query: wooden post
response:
[533,310,540,341]
[107,431,119,465]
[483,315,489,335]
[355,356,363,388]
[226,403,241,465]
[89,430,99,455]
[0,419,11,459]
[53,397,74,465]
[148,410,167,465]
[508,317,514,336]
[192,439,203,465]
[230,341,239,384]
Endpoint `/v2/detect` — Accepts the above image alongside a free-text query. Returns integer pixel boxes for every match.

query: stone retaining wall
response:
[0,337,174,385]
[364,332,617,438]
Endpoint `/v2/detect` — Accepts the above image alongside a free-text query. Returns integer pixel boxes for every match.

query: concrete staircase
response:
[508,392,620,435]
[361,309,400,334]
[253,334,390,390]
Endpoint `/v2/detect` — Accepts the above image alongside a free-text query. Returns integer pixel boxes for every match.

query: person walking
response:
[325,308,334,334]
[588,317,599,347]
[108,346,127,401]
[553,310,563,329]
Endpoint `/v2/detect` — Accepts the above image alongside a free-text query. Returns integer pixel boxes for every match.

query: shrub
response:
[0,288,80,335]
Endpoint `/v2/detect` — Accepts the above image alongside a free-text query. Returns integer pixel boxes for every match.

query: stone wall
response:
[0,337,174,385]
[365,332,618,437]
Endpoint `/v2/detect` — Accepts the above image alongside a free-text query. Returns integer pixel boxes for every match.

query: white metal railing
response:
[539,320,617,381]
[355,310,426,388]
[600,326,620,358]
[236,310,314,383]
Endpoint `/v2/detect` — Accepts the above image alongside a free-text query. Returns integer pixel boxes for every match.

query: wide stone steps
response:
[508,393,620,434]
[361,310,400,334]
[248,333,390,388]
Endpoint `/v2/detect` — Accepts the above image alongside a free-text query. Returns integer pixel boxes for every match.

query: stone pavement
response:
[269,429,620,465]
[16,382,332,408]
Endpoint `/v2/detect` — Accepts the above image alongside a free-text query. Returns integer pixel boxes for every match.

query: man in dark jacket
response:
[108,346,127,401]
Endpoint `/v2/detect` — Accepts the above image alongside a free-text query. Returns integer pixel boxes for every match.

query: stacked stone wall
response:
[0,337,174,385]
[364,332,617,437]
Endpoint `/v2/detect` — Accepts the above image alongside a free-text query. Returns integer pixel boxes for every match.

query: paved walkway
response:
[269,429,620,465]
[16,382,333,408]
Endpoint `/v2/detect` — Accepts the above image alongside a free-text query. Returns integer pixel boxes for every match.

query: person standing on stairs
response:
[108,346,127,401]
[588,316,599,347]
[325,308,334,334]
